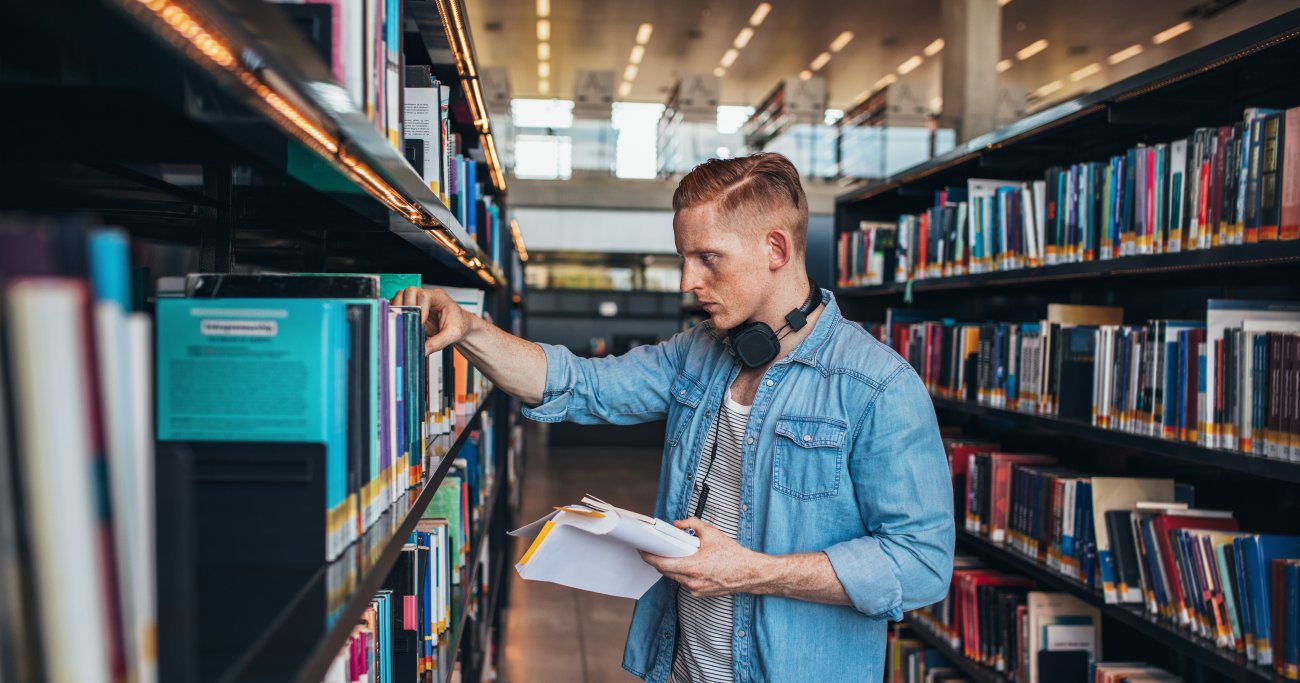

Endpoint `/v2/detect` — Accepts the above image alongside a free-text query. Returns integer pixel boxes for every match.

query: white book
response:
[7,279,113,683]
[126,314,157,683]
[1169,138,1188,253]
[511,495,700,599]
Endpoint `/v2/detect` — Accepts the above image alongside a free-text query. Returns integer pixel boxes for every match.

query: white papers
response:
[510,496,699,599]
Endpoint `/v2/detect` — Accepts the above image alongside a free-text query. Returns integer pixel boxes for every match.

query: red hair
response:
[672,153,809,252]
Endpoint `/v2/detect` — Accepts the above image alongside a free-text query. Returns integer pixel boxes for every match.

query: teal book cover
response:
[156,298,350,553]
[380,273,422,301]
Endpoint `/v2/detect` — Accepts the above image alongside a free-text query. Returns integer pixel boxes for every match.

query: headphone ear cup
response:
[729,323,780,369]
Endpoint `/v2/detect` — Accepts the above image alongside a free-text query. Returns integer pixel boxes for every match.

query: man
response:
[394,153,953,682]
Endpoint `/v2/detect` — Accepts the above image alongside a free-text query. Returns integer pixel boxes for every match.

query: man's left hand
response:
[639,518,771,599]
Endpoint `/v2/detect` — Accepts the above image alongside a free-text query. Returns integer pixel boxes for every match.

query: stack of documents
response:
[510,496,699,599]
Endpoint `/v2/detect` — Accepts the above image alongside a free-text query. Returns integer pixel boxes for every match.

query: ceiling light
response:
[897,55,923,74]
[930,97,943,111]
[536,19,550,41]
[749,3,771,26]
[1016,39,1048,61]
[874,73,898,89]
[1070,62,1101,81]
[1033,80,1063,97]
[924,38,945,56]
[630,45,645,64]
[1108,43,1143,64]
[721,48,740,68]
[799,69,812,80]
[998,0,1011,6]
[734,27,754,49]
[810,51,832,71]
[538,62,550,78]
[538,42,550,60]
[619,81,633,97]
[636,23,653,45]
[539,79,550,94]
[713,66,726,77]
[997,58,1013,72]
[1153,21,1193,44]
[624,64,638,81]
[829,31,854,53]
[536,0,549,18]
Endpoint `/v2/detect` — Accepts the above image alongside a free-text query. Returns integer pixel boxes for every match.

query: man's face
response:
[674,203,771,331]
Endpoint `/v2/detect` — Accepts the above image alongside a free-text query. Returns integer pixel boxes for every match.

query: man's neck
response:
[740,276,824,369]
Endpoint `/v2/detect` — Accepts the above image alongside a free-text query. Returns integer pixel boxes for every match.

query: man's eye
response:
[701,254,717,264]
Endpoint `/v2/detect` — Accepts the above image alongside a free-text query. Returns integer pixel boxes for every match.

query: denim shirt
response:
[522,291,954,682]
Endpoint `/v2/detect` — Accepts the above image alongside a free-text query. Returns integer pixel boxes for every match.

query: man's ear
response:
[765,228,793,271]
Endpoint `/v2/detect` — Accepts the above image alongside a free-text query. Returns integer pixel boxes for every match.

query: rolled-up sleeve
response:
[823,363,954,621]
[521,335,684,425]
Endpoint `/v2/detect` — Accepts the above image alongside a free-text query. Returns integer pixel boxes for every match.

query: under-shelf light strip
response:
[510,219,529,262]
[434,0,507,194]
[123,0,449,229]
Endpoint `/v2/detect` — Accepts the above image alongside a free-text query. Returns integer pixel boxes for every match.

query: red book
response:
[944,439,998,522]
[989,453,1056,544]
[1282,107,1300,241]
[1152,512,1239,628]
[917,212,929,280]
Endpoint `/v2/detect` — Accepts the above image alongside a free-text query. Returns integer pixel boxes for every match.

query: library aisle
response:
[497,423,660,683]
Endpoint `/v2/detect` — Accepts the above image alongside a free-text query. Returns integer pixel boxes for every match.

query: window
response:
[717,105,754,135]
[612,102,664,179]
[513,134,573,180]
[510,99,574,129]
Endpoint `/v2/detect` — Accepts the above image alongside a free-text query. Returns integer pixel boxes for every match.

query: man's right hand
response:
[391,286,472,355]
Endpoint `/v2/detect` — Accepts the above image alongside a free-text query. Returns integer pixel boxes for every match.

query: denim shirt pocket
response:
[772,415,848,500]
[666,372,706,448]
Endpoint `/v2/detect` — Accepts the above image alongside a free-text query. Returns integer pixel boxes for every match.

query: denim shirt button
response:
[737,629,746,638]
[746,437,754,445]
[741,503,749,512]
[765,379,773,387]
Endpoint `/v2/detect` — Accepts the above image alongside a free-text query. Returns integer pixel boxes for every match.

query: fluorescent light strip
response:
[713,66,726,77]
[997,58,1013,72]
[897,55,922,74]
[1070,62,1101,81]
[749,2,771,26]
[829,31,854,53]
[799,69,812,80]
[1108,43,1143,64]
[538,62,550,78]
[1033,80,1063,97]
[624,64,638,81]
[537,19,550,41]
[874,73,897,89]
[630,44,644,64]
[998,0,1011,6]
[810,51,832,71]
[1016,39,1048,61]
[619,81,633,97]
[539,78,550,94]
[538,42,550,60]
[721,48,740,68]
[923,38,944,57]
[536,0,549,18]
[636,23,653,45]
[1153,21,1193,44]
[734,27,754,49]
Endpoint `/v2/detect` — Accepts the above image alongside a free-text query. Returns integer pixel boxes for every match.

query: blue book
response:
[156,298,350,560]
[1234,536,1258,659]
[1240,534,1300,665]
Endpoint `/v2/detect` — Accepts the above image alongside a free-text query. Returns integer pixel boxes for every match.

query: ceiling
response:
[464,0,1299,111]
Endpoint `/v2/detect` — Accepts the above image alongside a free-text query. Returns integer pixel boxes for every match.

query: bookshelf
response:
[835,9,1300,683]
[901,615,1012,683]
[0,0,523,680]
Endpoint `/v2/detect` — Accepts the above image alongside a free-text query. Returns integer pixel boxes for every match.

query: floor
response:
[497,422,663,683]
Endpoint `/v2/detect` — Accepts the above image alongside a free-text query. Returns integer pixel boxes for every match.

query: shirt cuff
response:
[520,343,572,423]
[823,536,904,621]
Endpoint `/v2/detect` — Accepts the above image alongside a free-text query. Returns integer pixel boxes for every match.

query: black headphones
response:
[725,277,822,369]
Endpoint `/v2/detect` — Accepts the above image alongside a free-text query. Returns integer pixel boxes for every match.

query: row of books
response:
[885,623,964,682]
[836,221,892,288]
[910,555,1104,683]
[403,67,506,267]
[1,220,157,683]
[159,272,491,562]
[321,468,492,683]
[877,299,1300,462]
[874,107,1300,286]
[952,439,1300,676]
[0,218,503,683]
